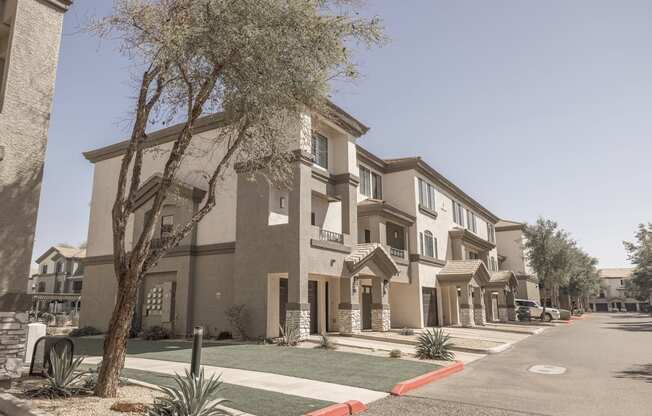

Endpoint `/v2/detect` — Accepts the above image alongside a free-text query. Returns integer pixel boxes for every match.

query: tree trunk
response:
[94,271,140,397]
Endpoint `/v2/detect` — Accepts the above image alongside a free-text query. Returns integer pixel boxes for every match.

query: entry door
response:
[308,281,318,334]
[362,286,372,330]
[422,287,438,327]
[279,279,288,330]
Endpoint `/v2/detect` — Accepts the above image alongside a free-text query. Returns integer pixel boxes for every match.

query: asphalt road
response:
[366,313,652,416]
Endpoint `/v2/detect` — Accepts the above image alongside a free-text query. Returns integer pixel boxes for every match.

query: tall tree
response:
[90,0,384,397]
[523,218,572,319]
[562,245,599,311]
[623,223,652,306]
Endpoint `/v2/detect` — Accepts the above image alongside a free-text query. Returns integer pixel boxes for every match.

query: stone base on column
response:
[285,304,310,341]
[473,305,486,326]
[338,304,361,335]
[0,311,28,380]
[498,306,509,322]
[507,306,516,321]
[371,304,391,332]
[459,305,475,327]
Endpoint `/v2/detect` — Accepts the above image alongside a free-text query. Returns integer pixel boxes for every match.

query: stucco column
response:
[473,287,486,326]
[506,290,516,321]
[334,175,359,242]
[497,290,508,322]
[371,278,391,332]
[483,290,494,322]
[338,276,361,335]
[459,285,475,327]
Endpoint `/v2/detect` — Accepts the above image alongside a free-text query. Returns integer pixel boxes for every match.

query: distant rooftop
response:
[598,268,633,279]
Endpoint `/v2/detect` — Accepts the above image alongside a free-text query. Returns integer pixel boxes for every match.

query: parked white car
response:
[515,299,561,322]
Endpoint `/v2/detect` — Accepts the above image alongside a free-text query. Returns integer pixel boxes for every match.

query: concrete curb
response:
[351,333,507,355]
[304,400,367,416]
[390,361,464,396]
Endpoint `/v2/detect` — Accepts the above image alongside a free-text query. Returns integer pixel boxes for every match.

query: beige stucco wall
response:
[496,228,531,274]
[0,0,66,296]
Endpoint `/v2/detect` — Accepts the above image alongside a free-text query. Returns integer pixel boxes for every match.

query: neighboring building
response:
[0,0,70,379]
[590,268,648,312]
[495,219,540,303]
[80,105,519,339]
[31,246,85,314]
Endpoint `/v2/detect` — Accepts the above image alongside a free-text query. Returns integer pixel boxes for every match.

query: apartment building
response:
[495,219,541,302]
[590,268,649,312]
[31,245,84,313]
[80,104,519,339]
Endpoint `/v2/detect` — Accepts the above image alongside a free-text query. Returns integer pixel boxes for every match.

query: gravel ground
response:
[8,382,159,416]
[365,396,538,416]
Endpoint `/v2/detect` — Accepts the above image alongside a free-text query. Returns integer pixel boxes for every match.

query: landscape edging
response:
[390,361,464,396]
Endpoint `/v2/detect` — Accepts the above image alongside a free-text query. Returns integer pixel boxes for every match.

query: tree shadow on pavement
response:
[604,320,652,332]
[615,364,652,383]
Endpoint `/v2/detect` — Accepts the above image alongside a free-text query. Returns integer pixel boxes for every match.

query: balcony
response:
[319,229,344,244]
[389,247,405,259]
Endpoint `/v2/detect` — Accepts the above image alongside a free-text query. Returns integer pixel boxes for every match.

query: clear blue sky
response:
[34,0,652,268]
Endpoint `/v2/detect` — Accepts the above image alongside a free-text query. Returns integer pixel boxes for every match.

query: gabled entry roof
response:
[437,260,491,286]
[488,270,519,290]
[345,243,400,277]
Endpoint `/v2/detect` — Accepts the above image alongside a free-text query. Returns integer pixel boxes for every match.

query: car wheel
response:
[545,313,553,322]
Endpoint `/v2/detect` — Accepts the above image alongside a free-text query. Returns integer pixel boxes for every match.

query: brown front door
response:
[308,281,318,334]
[362,286,372,330]
[279,279,288,331]
[422,287,438,327]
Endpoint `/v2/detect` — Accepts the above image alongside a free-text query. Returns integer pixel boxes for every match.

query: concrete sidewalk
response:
[84,356,388,405]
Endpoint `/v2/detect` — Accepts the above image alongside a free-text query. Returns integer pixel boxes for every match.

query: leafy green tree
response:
[562,245,599,311]
[89,0,384,397]
[623,223,652,305]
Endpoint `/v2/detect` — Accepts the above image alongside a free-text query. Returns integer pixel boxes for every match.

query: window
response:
[490,257,497,271]
[0,0,15,110]
[73,281,83,293]
[487,223,495,243]
[38,282,46,292]
[452,200,465,227]
[311,212,316,226]
[41,265,48,274]
[468,251,478,260]
[423,231,435,258]
[360,166,382,199]
[311,133,328,169]
[466,210,477,233]
[364,229,371,243]
[161,215,174,239]
[418,178,436,210]
[279,197,286,209]
[55,262,63,274]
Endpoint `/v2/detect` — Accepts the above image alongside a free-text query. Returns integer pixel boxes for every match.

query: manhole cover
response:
[528,365,566,375]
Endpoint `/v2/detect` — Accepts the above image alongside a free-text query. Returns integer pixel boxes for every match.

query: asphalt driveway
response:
[366,313,652,416]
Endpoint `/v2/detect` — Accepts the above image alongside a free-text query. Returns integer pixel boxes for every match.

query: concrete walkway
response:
[84,356,388,405]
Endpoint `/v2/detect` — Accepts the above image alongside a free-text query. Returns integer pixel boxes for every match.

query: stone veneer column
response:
[371,304,391,332]
[339,276,361,335]
[459,285,475,327]
[497,291,509,322]
[473,287,486,326]
[285,304,310,340]
[0,312,28,380]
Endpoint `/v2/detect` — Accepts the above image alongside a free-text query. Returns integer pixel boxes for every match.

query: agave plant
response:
[415,328,456,361]
[25,346,89,398]
[148,369,229,416]
[277,322,299,346]
[316,333,337,350]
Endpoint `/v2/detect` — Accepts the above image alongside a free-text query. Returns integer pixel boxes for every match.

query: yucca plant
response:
[25,346,89,398]
[148,369,229,416]
[277,322,299,346]
[316,333,337,350]
[415,328,456,361]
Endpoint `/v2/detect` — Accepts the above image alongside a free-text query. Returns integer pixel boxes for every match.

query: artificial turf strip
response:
[74,338,440,392]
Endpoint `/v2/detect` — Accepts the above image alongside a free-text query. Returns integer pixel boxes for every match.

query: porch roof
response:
[487,270,519,290]
[357,199,416,226]
[345,243,400,277]
[449,227,496,252]
[437,260,491,286]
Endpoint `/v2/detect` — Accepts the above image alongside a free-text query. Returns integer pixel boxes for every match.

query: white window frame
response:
[361,165,382,199]
[418,178,436,210]
[312,133,328,169]
[424,230,434,258]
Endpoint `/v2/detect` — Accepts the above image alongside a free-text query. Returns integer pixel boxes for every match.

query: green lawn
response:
[74,337,439,392]
[117,368,334,416]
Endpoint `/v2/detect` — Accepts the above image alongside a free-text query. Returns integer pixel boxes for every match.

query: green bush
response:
[316,334,337,350]
[277,322,299,347]
[25,346,89,399]
[148,368,229,416]
[69,326,102,337]
[398,327,415,336]
[415,328,455,361]
[216,331,232,341]
[141,326,172,340]
[389,349,402,358]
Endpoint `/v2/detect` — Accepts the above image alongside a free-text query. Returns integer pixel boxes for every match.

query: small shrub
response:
[69,326,102,337]
[516,307,531,322]
[389,349,402,358]
[111,402,148,413]
[39,312,56,326]
[316,334,337,350]
[141,325,172,340]
[399,327,414,336]
[415,328,455,361]
[147,368,230,416]
[25,346,89,399]
[559,309,571,321]
[225,304,248,340]
[277,322,299,347]
[216,331,232,341]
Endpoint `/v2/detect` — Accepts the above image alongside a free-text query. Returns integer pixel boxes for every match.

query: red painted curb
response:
[346,400,368,414]
[390,361,464,396]
[304,403,350,416]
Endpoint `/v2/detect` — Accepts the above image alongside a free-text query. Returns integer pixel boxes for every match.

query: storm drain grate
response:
[528,365,566,375]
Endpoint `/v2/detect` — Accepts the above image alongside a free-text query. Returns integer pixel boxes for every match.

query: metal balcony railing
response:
[319,229,344,244]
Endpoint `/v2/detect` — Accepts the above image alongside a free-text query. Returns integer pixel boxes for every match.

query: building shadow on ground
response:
[615,364,652,383]
[604,320,652,332]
